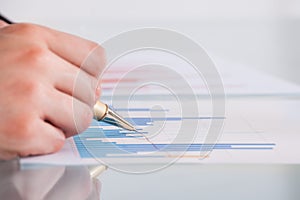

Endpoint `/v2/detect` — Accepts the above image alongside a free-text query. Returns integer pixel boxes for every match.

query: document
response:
[21,52,300,165]
[21,98,300,165]
[99,50,300,98]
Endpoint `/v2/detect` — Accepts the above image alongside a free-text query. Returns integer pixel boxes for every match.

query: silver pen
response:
[93,101,136,131]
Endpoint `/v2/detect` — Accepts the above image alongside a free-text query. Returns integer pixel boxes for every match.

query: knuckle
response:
[13,116,36,142]
[22,45,48,67]
[21,79,44,101]
[15,23,36,33]
[7,23,42,38]
[8,78,44,103]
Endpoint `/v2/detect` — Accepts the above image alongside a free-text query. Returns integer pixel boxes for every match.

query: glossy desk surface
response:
[1,160,300,200]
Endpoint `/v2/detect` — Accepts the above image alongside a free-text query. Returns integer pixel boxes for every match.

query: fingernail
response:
[95,85,101,100]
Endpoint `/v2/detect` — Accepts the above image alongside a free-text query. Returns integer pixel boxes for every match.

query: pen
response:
[93,101,136,131]
[0,13,12,24]
[1,14,136,131]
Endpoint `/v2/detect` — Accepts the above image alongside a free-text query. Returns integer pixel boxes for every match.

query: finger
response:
[44,89,93,138]
[62,69,99,107]
[45,28,106,78]
[46,52,99,106]
[0,20,9,29]
[18,120,65,157]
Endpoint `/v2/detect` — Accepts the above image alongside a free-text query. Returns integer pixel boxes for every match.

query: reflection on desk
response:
[0,160,102,200]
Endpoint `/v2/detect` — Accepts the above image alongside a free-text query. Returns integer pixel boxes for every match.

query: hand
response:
[0,21,105,159]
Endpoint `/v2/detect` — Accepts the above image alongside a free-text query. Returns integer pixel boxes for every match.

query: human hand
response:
[0,21,105,159]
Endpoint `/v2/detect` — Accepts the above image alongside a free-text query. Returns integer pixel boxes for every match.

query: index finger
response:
[46,27,106,78]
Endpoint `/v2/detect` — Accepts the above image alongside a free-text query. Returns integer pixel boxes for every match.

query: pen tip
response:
[130,127,138,132]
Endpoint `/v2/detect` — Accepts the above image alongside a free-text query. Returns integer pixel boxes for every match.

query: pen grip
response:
[93,101,108,121]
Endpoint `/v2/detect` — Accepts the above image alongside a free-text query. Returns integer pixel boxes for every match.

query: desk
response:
[101,164,300,200]
[1,160,300,200]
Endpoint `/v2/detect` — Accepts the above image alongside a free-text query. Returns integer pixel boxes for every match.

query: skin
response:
[0,20,105,159]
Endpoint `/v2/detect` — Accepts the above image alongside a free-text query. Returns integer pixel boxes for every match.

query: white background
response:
[1,0,300,84]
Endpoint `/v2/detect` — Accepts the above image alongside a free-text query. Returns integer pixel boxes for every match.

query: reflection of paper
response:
[21,54,300,165]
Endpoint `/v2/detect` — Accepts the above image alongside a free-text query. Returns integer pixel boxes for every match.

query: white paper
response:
[21,53,300,165]
[21,98,300,165]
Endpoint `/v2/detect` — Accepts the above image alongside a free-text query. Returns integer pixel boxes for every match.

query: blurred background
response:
[1,0,300,84]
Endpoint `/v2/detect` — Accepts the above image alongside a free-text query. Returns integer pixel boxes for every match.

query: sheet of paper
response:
[21,98,300,165]
[99,50,300,98]
[21,52,300,165]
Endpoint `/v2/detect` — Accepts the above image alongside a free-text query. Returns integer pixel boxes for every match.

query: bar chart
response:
[74,105,275,161]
